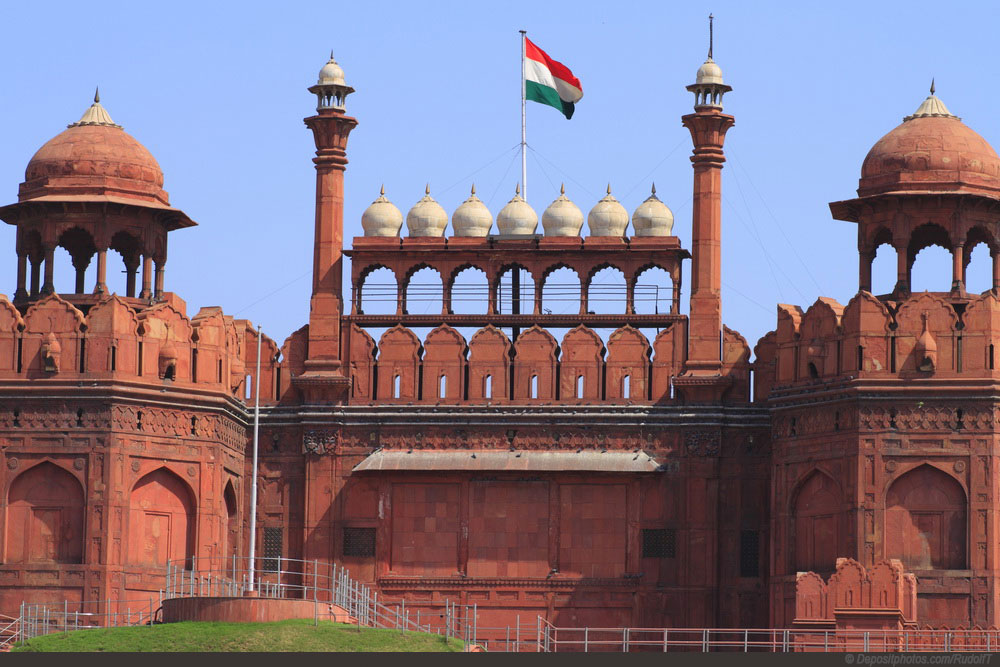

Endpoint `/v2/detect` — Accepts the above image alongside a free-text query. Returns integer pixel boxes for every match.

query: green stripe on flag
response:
[526,80,575,119]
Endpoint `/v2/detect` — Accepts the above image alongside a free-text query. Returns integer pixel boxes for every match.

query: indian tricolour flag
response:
[525,38,583,119]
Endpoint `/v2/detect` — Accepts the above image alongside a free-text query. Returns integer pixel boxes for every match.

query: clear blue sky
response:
[2,0,998,355]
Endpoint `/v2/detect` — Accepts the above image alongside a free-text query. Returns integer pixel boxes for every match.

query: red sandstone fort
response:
[0,42,996,637]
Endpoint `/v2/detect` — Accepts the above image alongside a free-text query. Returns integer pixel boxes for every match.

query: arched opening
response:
[128,467,196,569]
[393,374,401,399]
[358,266,397,315]
[56,227,97,295]
[886,465,966,570]
[871,241,897,296]
[450,266,489,314]
[223,480,238,572]
[575,375,584,398]
[6,462,84,564]
[541,265,580,315]
[964,231,993,294]
[484,374,493,399]
[792,471,842,573]
[634,266,674,315]
[110,231,142,298]
[909,224,953,293]
[530,374,539,399]
[439,375,447,398]
[622,374,631,399]
[404,266,443,315]
[587,266,626,315]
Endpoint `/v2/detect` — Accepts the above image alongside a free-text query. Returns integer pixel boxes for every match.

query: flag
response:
[525,38,583,119]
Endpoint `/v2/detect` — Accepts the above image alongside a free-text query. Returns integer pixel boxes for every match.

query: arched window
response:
[886,465,966,570]
[6,462,84,564]
[439,375,447,398]
[623,374,631,399]
[223,480,238,572]
[530,374,539,399]
[393,375,401,399]
[484,374,493,399]
[576,375,584,398]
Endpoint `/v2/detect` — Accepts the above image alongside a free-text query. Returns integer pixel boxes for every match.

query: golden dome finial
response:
[606,183,612,195]
[560,183,565,195]
[425,183,430,196]
[94,86,100,104]
[516,183,521,196]
[379,184,385,196]
[471,183,476,195]
[930,78,936,96]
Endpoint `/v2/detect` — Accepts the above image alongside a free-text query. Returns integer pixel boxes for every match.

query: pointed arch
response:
[791,469,843,573]
[6,461,84,564]
[886,464,966,570]
[513,325,559,401]
[128,467,196,568]
[223,479,238,570]
[468,325,511,401]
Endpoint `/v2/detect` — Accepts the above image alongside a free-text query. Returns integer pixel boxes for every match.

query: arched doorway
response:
[6,462,84,563]
[223,480,238,573]
[792,471,842,573]
[128,467,196,568]
[886,465,966,570]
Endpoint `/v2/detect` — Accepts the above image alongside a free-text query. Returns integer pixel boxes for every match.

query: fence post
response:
[744,629,749,652]
[584,627,588,652]
[536,616,540,652]
[864,631,870,652]
[703,628,709,652]
[623,627,628,652]
[663,628,668,652]
[473,603,477,647]
[63,600,68,635]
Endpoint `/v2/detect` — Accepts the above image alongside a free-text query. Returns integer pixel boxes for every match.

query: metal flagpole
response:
[247,324,262,592]
[520,29,527,201]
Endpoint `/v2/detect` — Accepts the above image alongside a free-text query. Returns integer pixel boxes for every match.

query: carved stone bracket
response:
[303,429,338,455]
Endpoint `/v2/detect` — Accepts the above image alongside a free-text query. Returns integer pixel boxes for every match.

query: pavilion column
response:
[14,252,27,300]
[442,279,452,316]
[140,254,153,299]
[625,277,636,315]
[993,249,1000,291]
[154,260,165,300]
[859,250,874,293]
[952,243,965,293]
[41,245,55,294]
[125,258,139,298]
[671,268,682,315]
[894,243,909,295]
[94,248,107,295]
[487,278,498,315]
[29,257,41,297]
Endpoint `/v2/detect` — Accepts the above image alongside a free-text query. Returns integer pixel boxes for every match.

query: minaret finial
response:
[606,183,612,195]
[930,78,936,95]
[94,86,100,104]
[471,183,476,195]
[560,183,565,195]
[516,183,521,196]
[330,49,334,60]
[651,182,657,195]
[380,184,385,196]
[425,183,430,195]
[708,13,714,60]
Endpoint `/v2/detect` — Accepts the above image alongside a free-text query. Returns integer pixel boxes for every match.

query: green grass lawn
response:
[11,618,467,652]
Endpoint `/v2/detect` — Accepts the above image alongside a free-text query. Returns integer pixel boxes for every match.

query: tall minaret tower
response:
[298,53,358,402]
[676,15,735,402]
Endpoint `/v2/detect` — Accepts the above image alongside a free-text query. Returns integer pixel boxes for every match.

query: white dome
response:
[695,58,724,86]
[361,186,403,237]
[631,184,674,237]
[496,185,538,235]
[406,185,448,237]
[587,185,629,237]
[318,53,346,86]
[452,185,493,237]
[542,184,583,237]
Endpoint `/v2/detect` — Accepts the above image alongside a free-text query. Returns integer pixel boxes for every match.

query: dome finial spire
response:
[930,77,935,95]
[708,13,714,60]
[94,86,100,104]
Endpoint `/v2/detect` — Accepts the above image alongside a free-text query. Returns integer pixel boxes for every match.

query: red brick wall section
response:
[468,481,549,578]
[558,484,627,578]
[390,483,460,576]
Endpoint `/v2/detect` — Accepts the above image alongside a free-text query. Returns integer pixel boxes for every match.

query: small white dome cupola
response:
[587,184,629,237]
[631,183,674,236]
[496,184,538,236]
[904,79,959,121]
[308,51,355,112]
[685,14,732,110]
[406,184,448,237]
[361,185,404,237]
[542,184,584,236]
[452,184,493,237]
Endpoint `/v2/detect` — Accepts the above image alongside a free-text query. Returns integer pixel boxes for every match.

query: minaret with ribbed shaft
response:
[676,16,735,400]
[299,53,358,401]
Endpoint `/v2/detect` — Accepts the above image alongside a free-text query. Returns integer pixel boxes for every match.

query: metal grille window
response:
[343,527,376,557]
[642,528,676,558]
[262,527,282,572]
[740,529,760,577]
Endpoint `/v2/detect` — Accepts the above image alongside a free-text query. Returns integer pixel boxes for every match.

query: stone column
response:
[41,245,55,294]
[859,249,874,293]
[125,259,139,298]
[993,249,1000,291]
[29,257,40,296]
[14,252,27,300]
[895,243,909,295]
[94,248,108,295]
[140,254,153,299]
[952,244,965,293]
[154,260,165,300]
[625,276,636,315]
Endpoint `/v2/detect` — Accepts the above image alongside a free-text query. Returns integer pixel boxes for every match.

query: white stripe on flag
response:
[525,58,583,103]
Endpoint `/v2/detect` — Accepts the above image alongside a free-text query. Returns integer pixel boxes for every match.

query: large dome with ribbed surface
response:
[859,91,1000,199]
[20,96,168,206]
